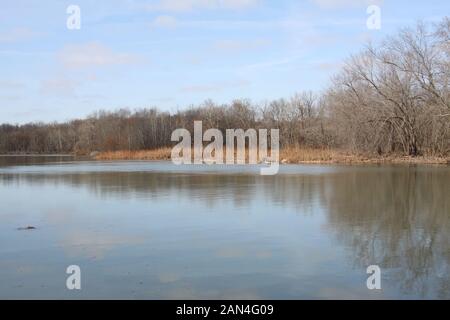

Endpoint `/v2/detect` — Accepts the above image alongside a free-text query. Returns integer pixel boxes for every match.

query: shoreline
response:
[2,149,448,165]
[93,148,450,165]
[0,154,74,157]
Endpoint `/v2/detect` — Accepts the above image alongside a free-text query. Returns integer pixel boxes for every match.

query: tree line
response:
[1,19,449,156]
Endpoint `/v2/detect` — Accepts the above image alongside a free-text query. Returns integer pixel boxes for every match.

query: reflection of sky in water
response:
[0,160,449,299]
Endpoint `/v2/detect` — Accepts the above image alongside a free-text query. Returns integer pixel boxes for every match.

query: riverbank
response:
[94,147,450,164]
[0,154,73,157]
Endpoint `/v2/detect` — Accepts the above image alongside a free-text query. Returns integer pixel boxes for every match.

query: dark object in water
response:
[17,226,36,231]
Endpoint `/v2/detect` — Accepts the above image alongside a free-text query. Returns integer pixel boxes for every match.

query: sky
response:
[0,0,449,124]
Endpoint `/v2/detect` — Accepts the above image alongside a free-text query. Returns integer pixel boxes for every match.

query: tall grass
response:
[95,147,449,164]
[95,148,172,160]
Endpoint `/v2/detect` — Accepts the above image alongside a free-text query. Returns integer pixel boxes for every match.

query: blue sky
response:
[0,0,448,124]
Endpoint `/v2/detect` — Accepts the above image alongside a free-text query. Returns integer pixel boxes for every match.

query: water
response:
[0,157,449,299]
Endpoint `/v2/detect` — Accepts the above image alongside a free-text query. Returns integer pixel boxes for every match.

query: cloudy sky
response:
[0,0,448,124]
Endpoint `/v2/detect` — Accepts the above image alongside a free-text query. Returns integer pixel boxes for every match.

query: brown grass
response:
[94,148,172,161]
[280,147,346,163]
[280,146,449,164]
[94,147,449,164]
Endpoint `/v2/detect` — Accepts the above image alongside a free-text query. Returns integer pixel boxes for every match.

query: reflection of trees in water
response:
[322,167,450,298]
[0,156,76,167]
[2,173,261,208]
[0,172,328,212]
[1,166,449,297]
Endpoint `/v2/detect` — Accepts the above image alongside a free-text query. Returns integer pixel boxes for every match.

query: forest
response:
[1,19,449,157]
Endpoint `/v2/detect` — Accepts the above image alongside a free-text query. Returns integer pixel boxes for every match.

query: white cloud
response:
[0,27,39,43]
[40,75,80,97]
[316,61,344,71]
[0,95,21,102]
[153,15,178,28]
[40,43,141,99]
[181,79,250,93]
[213,38,270,52]
[58,42,141,69]
[40,72,101,97]
[221,0,260,9]
[146,0,260,12]
[182,84,222,93]
[241,56,298,71]
[41,78,78,97]
[311,0,384,9]
[0,80,24,90]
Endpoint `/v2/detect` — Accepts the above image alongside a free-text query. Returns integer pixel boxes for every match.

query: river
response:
[0,156,449,299]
